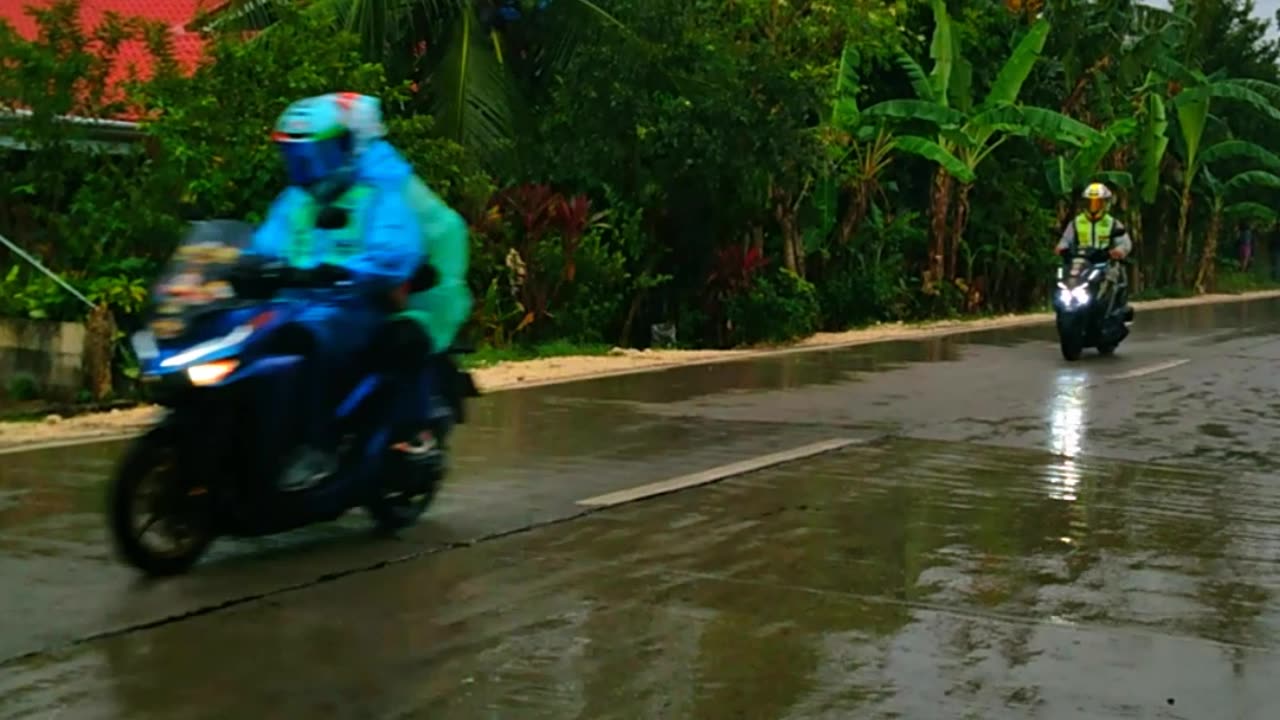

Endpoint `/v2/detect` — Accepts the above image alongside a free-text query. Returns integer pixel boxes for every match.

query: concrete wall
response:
[0,318,85,399]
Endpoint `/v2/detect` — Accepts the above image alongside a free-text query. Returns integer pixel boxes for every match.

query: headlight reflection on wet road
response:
[1047,370,1090,502]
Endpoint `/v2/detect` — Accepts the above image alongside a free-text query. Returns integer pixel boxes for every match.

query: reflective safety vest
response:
[1074,213,1114,250]
[285,184,375,267]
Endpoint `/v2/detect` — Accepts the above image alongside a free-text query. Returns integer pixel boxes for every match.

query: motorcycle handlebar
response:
[228,261,351,298]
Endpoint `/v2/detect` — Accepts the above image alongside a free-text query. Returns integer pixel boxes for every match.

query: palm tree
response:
[208,0,626,166]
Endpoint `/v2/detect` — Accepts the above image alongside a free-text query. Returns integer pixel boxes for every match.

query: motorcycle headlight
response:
[187,359,239,386]
[1058,285,1092,306]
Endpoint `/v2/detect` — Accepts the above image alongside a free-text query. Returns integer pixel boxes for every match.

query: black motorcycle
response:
[1052,252,1134,361]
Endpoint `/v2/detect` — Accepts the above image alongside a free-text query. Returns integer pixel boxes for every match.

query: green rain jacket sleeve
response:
[400,175,472,352]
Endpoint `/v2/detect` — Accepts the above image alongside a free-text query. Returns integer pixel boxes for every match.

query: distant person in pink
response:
[1239,223,1255,272]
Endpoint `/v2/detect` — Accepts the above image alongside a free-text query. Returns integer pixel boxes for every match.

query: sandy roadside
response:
[3,288,1278,451]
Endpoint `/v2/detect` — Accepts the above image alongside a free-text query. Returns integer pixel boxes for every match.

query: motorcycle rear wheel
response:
[365,447,443,533]
[108,427,215,576]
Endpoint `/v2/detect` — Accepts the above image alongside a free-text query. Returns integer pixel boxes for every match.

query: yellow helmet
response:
[1082,182,1112,219]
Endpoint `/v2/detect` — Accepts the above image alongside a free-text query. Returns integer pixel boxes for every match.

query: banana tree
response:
[864,1,1099,288]
[1045,116,1137,223]
[1193,161,1280,292]
[1153,55,1280,284]
[211,0,627,166]
[1042,0,1182,121]
[811,41,971,250]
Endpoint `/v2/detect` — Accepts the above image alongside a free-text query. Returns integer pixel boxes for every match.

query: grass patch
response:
[1132,284,1196,301]
[460,340,614,369]
[1214,269,1280,294]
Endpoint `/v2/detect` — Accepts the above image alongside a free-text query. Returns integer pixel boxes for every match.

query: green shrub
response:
[547,226,631,344]
[726,268,820,346]
[816,209,922,329]
[6,372,39,401]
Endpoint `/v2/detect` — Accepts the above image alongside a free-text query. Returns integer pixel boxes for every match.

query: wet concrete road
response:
[4,299,1280,718]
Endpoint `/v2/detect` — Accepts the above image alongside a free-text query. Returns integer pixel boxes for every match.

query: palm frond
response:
[428,5,516,161]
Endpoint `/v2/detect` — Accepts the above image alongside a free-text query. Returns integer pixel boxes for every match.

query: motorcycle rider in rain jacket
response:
[245,92,469,492]
[1055,182,1133,313]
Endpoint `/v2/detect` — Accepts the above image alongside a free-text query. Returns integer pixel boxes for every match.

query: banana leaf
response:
[895,50,937,105]
[1136,89,1169,203]
[862,99,966,128]
[894,135,974,183]
[981,18,1050,109]
[1095,170,1133,189]
[1224,202,1278,222]
[965,105,1098,147]
[1045,155,1072,196]
[1200,81,1280,125]
[831,42,862,131]
[1174,89,1209,170]
[1201,140,1280,171]
[1225,170,1280,195]
[928,0,954,106]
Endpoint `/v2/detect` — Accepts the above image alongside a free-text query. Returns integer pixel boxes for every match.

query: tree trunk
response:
[948,183,973,281]
[1060,55,1112,117]
[1175,178,1194,285]
[1055,199,1071,229]
[927,168,953,291]
[83,304,116,402]
[774,191,805,278]
[838,181,871,244]
[776,206,797,274]
[1194,207,1222,294]
[1128,202,1145,294]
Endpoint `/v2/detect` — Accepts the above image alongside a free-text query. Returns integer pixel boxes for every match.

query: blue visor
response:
[278,137,349,187]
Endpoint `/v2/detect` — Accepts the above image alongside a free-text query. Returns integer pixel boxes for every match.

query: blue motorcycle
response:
[108,220,477,576]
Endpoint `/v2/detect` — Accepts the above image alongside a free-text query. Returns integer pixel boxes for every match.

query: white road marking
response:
[576,437,864,508]
[1106,358,1189,381]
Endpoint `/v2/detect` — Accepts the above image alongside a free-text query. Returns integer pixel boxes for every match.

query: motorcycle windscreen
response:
[148,220,256,340]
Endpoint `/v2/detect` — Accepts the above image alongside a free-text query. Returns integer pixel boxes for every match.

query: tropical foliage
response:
[4,0,1280,351]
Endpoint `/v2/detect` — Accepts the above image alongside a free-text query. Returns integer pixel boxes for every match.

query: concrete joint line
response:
[576,437,867,508]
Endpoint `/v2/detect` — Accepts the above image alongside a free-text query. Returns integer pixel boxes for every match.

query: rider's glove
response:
[226,255,282,298]
[367,316,433,372]
[308,263,353,285]
[1108,248,1125,260]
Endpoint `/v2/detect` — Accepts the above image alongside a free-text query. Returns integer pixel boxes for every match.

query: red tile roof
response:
[2,1,225,119]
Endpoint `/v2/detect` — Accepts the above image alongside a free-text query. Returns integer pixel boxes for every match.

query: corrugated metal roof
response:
[1,1,225,120]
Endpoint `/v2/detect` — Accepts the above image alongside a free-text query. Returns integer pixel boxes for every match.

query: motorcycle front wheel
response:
[107,426,215,576]
[1057,314,1085,361]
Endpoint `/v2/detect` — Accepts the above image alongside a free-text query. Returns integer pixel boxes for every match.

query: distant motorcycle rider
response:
[1056,182,1133,312]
